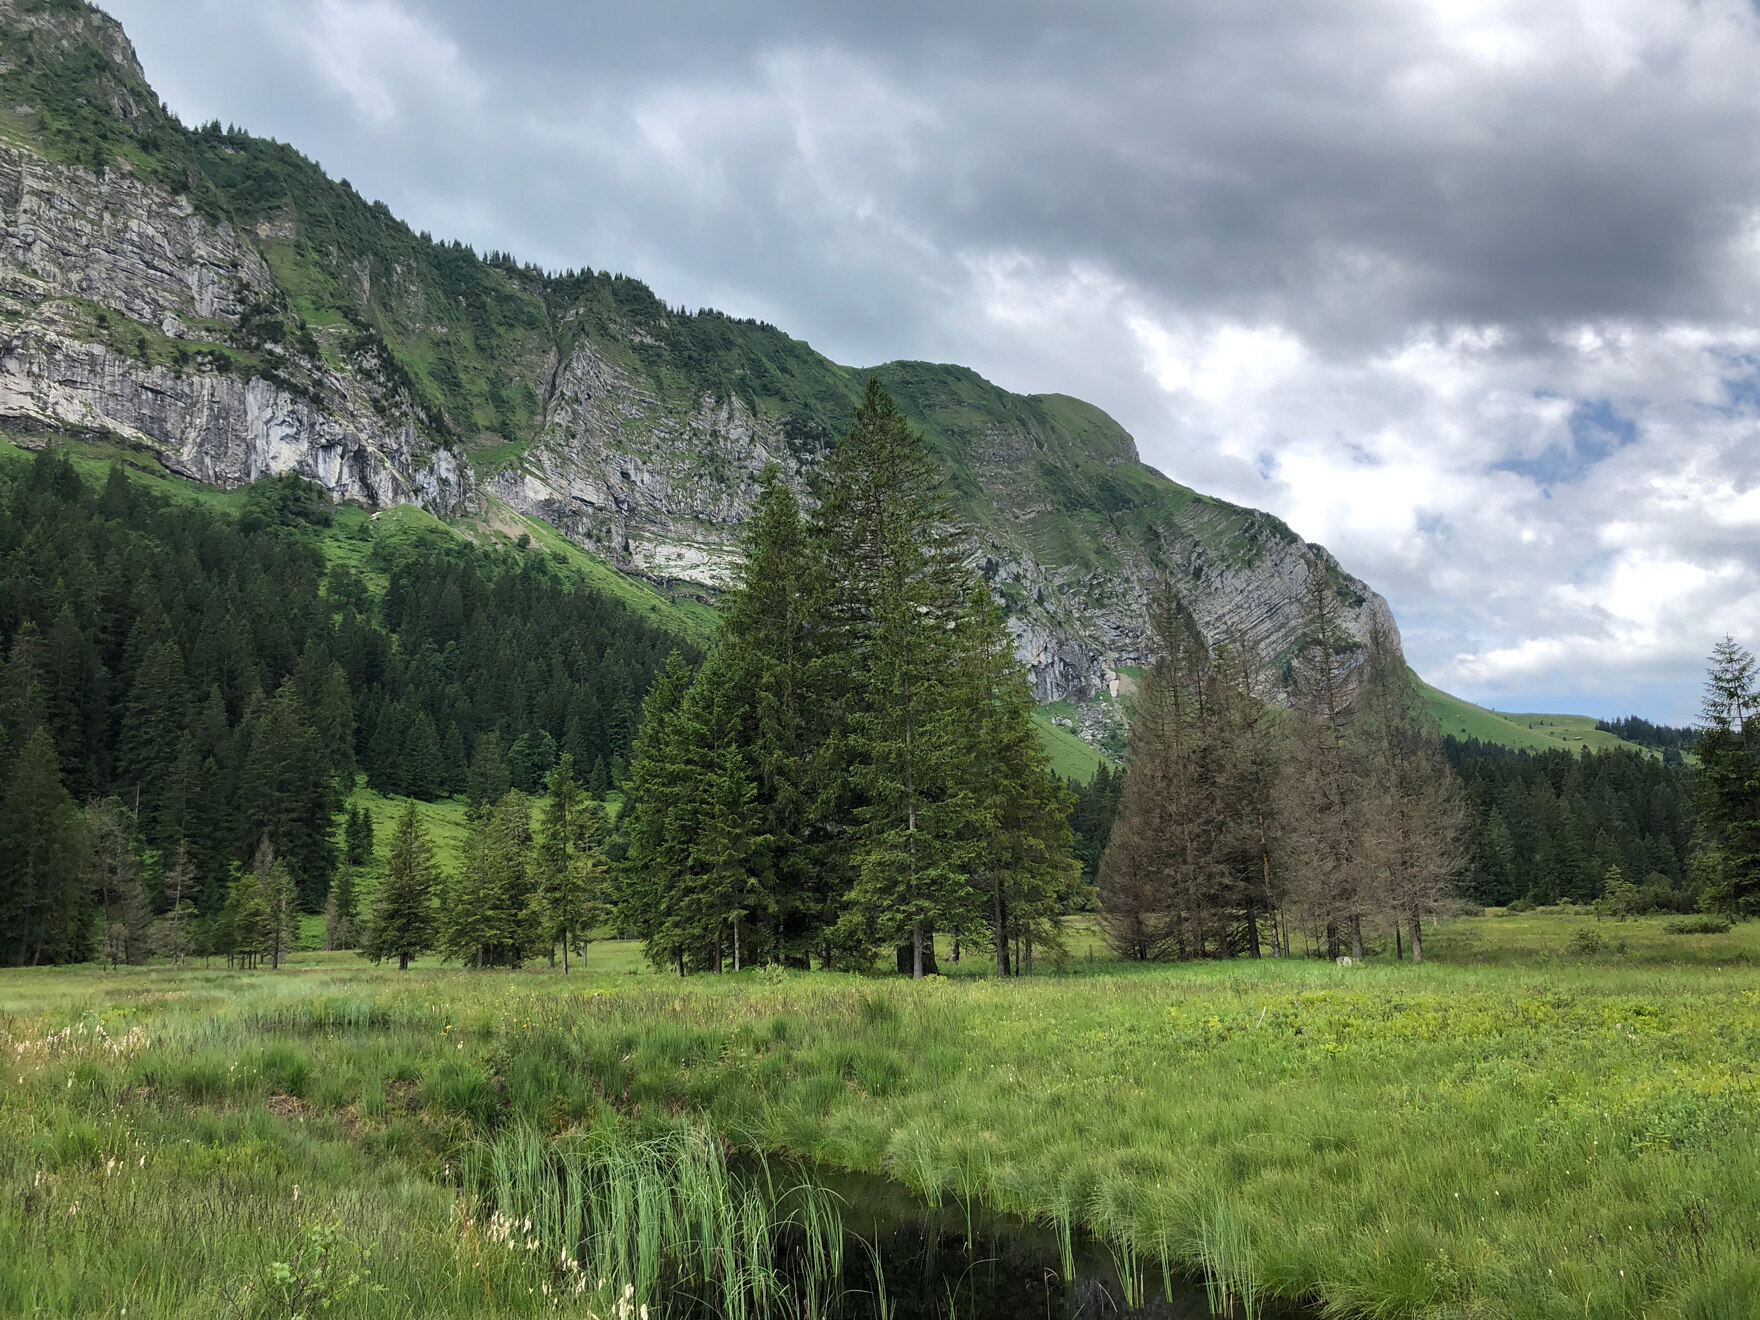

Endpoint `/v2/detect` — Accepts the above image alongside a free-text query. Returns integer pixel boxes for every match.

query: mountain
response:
[0,0,1398,736]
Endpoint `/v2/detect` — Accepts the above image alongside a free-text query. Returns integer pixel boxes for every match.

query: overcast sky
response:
[103,0,1760,723]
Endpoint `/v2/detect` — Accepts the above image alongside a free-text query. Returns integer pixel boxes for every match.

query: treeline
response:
[619,381,1076,977]
[1100,570,1464,962]
[1594,715,1697,759]
[1447,737,1695,910]
[0,448,681,966]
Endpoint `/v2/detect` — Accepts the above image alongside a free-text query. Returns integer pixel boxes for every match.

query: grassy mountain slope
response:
[1415,675,1652,755]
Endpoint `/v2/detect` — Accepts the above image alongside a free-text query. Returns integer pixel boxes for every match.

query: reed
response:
[467,1123,845,1320]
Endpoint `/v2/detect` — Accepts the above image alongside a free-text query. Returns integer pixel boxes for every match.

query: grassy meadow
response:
[5,912,1760,1319]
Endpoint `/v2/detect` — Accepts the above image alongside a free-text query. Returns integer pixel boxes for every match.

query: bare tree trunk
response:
[995,883,1011,977]
[1409,914,1424,963]
[1350,915,1364,961]
[911,920,924,980]
[1023,931,1034,976]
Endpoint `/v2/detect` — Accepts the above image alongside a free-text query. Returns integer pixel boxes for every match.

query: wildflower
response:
[292,1185,300,1203]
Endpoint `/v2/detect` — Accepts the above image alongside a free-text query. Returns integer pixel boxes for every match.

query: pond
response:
[796,1166,1315,1320]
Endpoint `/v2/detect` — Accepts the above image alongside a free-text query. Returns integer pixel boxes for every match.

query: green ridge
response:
[1416,673,1651,755]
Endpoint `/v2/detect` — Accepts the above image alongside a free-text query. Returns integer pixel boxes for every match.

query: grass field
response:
[1414,676,1651,756]
[5,910,1759,1319]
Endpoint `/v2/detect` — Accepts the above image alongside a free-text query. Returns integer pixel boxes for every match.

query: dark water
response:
[786,1167,1313,1320]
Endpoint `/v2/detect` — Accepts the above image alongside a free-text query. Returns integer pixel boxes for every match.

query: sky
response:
[102,0,1760,724]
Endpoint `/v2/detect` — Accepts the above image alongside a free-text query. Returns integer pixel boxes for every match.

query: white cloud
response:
[99,0,1760,721]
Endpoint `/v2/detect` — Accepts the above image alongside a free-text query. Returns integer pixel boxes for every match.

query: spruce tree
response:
[820,380,978,978]
[364,804,439,970]
[620,653,696,971]
[954,583,1074,975]
[467,731,513,808]
[223,862,269,969]
[718,466,820,963]
[535,755,604,973]
[1355,620,1466,961]
[343,805,376,869]
[154,841,197,968]
[0,728,90,966]
[86,798,152,967]
[1696,636,1760,915]
[252,838,300,970]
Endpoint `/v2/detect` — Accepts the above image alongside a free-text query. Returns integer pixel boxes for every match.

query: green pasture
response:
[5,913,1760,1318]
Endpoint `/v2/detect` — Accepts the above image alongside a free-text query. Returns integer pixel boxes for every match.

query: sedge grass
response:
[4,918,1760,1317]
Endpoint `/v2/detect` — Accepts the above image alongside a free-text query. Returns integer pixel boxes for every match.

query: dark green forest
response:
[0,447,683,965]
[1446,737,1696,910]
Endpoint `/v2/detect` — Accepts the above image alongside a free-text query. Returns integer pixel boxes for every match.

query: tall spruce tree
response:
[364,804,439,970]
[86,798,151,966]
[820,380,979,978]
[1355,621,1466,961]
[442,791,538,968]
[716,466,820,963]
[1696,636,1760,915]
[1284,557,1372,960]
[535,754,604,973]
[955,583,1075,975]
[620,654,697,972]
[1098,588,1228,960]
[0,728,90,966]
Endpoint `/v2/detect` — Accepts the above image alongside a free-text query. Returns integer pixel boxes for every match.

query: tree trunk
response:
[911,921,924,979]
[562,927,569,975]
[1022,932,1034,976]
[399,950,409,971]
[1350,915,1364,961]
[1409,914,1424,963]
[994,884,1011,977]
[1395,923,1403,961]
[733,918,741,972]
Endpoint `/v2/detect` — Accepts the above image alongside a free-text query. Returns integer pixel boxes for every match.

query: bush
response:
[1665,915,1734,935]
[1503,898,1535,914]
[1567,928,1605,954]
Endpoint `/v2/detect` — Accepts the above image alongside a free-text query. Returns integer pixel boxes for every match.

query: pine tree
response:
[1696,636,1760,916]
[118,638,187,827]
[718,466,821,964]
[1098,588,1226,960]
[1284,557,1372,959]
[821,380,979,978]
[323,865,360,951]
[1355,620,1466,961]
[252,837,300,970]
[222,862,269,969]
[620,654,696,971]
[955,583,1074,975]
[237,679,338,910]
[0,728,91,966]
[364,804,439,970]
[535,755,604,973]
[343,805,376,868]
[85,798,152,966]
[467,731,512,808]
[154,840,197,968]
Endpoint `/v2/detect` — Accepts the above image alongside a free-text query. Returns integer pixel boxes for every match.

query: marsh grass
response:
[5,919,1760,1317]
[467,1124,845,1320]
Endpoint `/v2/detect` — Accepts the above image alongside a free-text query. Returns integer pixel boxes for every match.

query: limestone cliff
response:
[0,0,1397,738]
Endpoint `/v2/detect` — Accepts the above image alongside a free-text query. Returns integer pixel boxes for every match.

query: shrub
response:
[1503,898,1535,914]
[1567,928,1605,954]
[1665,915,1734,935]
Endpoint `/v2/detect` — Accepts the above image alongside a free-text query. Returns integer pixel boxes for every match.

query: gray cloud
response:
[102,0,1760,721]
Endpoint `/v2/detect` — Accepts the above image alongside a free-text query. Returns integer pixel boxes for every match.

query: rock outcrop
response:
[0,0,1398,739]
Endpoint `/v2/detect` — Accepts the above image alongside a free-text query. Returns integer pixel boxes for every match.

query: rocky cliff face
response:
[0,0,1398,737]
